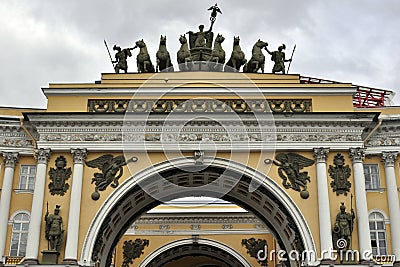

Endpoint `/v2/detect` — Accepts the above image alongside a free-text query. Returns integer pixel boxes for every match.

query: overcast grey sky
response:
[0,0,399,108]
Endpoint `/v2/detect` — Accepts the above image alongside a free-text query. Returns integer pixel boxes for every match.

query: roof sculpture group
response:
[105,4,294,74]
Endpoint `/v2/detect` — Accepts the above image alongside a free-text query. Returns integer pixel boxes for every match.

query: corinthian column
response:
[63,149,88,264]
[313,148,334,262]
[24,148,51,264]
[0,152,19,260]
[349,148,372,262]
[381,151,400,263]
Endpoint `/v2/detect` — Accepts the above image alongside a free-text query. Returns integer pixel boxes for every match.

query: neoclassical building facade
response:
[0,71,399,267]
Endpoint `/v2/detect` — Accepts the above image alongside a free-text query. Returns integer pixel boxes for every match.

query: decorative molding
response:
[71,148,88,164]
[349,147,365,163]
[48,156,72,196]
[381,151,398,167]
[328,154,351,195]
[313,147,329,163]
[132,214,263,225]
[0,118,37,149]
[88,99,312,113]
[2,152,19,168]
[34,148,51,164]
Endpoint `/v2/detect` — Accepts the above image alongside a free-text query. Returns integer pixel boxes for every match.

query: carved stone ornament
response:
[71,148,88,164]
[241,238,268,266]
[273,152,314,199]
[2,152,19,168]
[122,239,149,267]
[35,148,51,164]
[85,155,137,200]
[329,154,351,195]
[381,151,398,167]
[48,156,72,196]
[349,147,365,163]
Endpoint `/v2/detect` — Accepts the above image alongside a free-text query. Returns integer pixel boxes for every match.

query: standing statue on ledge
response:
[44,204,64,252]
[112,45,133,73]
[265,44,291,74]
[332,202,355,250]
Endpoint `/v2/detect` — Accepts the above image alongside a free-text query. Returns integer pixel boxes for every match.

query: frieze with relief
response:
[88,99,312,113]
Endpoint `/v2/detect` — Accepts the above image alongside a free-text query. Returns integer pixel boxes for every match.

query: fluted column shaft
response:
[0,152,19,259]
[313,148,333,259]
[25,149,51,264]
[382,151,400,260]
[349,148,372,261]
[63,149,87,264]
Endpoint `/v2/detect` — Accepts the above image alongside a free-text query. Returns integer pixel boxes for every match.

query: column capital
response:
[71,148,88,164]
[349,147,365,163]
[34,148,51,164]
[2,152,19,168]
[313,147,329,163]
[381,151,398,167]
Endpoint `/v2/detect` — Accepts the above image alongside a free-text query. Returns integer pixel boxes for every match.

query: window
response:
[9,213,30,256]
[364,164,380,190]
[18,165,36,190]
[369,212,387,255]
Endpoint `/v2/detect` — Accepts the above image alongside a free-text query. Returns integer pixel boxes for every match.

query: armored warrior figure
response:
[265,44,291,74]
[45,205,64,252]
[333,202,355,250]
[113,45,133,73]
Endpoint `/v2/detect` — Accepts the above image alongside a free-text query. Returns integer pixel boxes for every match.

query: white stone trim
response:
[80,157,317,266]
[8,210,31,224]
[368,209,390,224]
[42,86,356,96]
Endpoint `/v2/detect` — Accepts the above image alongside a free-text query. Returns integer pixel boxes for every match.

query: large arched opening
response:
[80,157,316,267]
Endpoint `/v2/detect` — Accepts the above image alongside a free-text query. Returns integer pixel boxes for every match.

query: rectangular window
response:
[18,165,36,190]
[364,164,380,190]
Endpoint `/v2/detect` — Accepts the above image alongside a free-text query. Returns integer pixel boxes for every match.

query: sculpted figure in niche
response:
[44,204,64,252]
[332,202,355,250]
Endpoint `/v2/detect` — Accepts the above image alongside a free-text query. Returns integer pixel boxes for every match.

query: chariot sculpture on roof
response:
[105,3,295,74]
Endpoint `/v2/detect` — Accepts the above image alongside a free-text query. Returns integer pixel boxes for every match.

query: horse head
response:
[135,39,146,49]
[233,36,241,46]
[215,34,225,44]
[255,39,268,49]
[179,35,187,44]
[159,35,167,45]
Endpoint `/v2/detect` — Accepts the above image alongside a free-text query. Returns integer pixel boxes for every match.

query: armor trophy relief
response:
[104,3,295,73]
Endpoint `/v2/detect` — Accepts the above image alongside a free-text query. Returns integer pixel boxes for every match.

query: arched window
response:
[9,212,30,256]
[369,211,387,255]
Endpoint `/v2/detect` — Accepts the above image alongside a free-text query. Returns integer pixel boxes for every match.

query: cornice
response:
[26,112,371,151]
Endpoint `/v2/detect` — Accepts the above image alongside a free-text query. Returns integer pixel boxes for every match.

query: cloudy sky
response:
[0,0,399,108]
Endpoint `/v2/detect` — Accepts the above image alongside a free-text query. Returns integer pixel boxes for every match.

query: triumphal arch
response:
[1,5,400,267]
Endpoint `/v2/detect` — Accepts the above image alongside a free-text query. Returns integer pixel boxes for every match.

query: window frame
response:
[369,211,388,256]
[363,164,381,191]
[17,165,36,191]
[8,211,30,257]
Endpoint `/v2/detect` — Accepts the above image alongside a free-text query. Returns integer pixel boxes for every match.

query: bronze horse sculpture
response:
[244,39,268,73]
[133,39,155,73]
[224,36,247,72]
[209,33,225,71]
[156,35,174,72]
[177,34,193,71]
